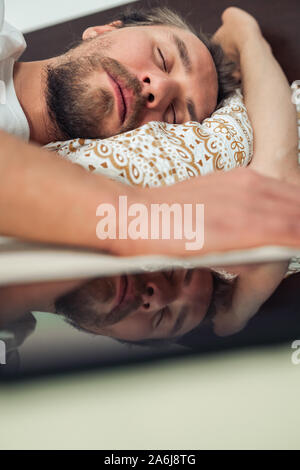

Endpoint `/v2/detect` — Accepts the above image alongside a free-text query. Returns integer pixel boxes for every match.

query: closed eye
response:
[158,48,168,72]
[158,48,177,124]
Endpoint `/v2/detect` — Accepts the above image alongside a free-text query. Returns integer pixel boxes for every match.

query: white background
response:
[5,0,134,33]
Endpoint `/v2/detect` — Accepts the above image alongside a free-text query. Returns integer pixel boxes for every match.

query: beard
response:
[55,273,146,333]
[45,51,146,140]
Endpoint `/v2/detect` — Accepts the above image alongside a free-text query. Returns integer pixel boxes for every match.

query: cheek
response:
[181,303,208,336]
[107,312,151,341]
[183,272,213,315]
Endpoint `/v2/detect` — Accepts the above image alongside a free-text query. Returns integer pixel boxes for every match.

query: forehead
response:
[118,23,208,56]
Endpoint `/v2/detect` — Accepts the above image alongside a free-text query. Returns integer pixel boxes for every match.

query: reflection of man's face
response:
[46,23,218,140]
[55,269,214,341]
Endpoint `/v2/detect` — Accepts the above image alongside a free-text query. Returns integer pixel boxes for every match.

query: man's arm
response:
[213,7,299,181]
[0,129,124,252]
[1,130,300,257]
[212,8,298,336]
[240,27,298,181]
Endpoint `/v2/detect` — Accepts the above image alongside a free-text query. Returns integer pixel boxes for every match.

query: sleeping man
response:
[0,8,299,343]
[0,2,300,264]
[51,7,300,339]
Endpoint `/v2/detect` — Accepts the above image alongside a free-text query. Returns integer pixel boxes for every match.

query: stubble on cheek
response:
[84,277,117,304]
[46,51,146,140]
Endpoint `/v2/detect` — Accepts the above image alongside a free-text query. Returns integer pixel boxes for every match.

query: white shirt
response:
[0,0,29,140]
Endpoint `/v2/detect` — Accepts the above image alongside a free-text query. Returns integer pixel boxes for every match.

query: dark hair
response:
[115,6,239,106]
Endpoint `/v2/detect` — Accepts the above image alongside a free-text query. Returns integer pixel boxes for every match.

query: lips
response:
[108,74,127,124]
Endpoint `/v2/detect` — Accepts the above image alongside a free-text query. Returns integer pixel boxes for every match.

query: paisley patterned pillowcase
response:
[45,89,253,187]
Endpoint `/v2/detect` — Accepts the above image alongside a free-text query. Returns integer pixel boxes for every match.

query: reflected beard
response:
[55,277,117,330]
[54,274,146,333]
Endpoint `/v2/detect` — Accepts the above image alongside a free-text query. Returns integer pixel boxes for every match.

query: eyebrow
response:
[169,305,189,337]
[171,34,198,122]
[172,34,192,73]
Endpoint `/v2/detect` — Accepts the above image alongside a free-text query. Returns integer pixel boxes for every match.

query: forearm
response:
[239,33,298,180]
[0,130,136,253]
[231,261,289,318]
[234,34,298,320]
[230,32,298,326]
[213,259,290,336]
[1,132,300,258]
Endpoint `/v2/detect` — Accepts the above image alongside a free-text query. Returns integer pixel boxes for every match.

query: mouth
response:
[107,73,128,125]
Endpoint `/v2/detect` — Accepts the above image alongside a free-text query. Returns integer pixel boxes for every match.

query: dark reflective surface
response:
[1,270,299,381]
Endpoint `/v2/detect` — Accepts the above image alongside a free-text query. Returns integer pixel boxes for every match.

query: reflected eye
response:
[154,308,165,329]
[158,48,177,124]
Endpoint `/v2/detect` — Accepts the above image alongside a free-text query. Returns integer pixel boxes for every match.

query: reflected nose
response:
[141,280,171,312]
[141,73,178,110]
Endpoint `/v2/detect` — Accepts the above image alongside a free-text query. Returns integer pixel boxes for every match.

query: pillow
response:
[45,89,253,187]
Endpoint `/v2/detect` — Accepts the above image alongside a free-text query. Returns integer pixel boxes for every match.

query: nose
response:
[140,280,172,312]
[141,72,178,111]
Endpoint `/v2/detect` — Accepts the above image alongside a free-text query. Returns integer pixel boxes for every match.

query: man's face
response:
[46,23,218,140]
[56,268,214,341]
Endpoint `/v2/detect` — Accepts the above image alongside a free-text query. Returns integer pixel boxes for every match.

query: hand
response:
[212,7,262,76]
[121,167,300,257]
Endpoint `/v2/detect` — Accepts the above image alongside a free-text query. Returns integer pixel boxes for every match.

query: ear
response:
[82,20,122,40]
